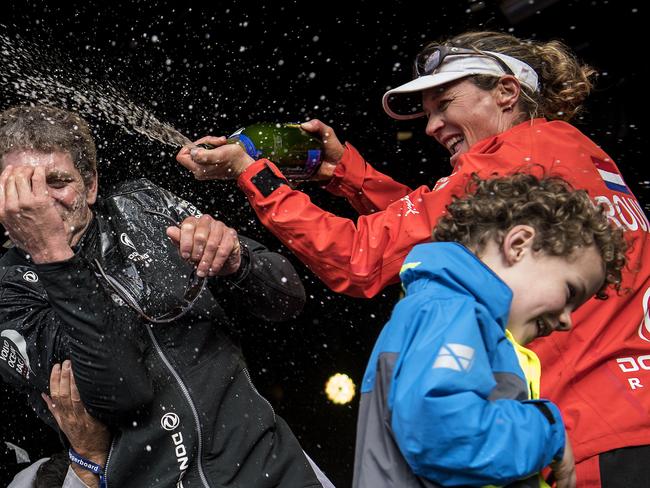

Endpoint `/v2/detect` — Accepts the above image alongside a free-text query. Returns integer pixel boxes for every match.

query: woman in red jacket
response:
[177,31,650,487]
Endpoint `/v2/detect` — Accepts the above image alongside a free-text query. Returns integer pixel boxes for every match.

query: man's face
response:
[1,149,97,246]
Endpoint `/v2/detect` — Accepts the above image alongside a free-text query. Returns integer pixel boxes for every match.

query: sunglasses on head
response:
[414,45,515,78]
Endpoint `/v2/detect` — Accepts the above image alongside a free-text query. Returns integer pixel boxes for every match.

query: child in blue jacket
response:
[353,173,627,488]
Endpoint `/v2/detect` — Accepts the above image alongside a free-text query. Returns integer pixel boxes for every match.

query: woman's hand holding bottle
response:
[176,119,345,181]
[300,119,345,181]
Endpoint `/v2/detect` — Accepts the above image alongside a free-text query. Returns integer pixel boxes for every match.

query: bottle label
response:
[304,149,322,174]
[236,133,262,159]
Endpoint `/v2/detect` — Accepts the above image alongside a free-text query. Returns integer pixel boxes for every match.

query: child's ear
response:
[502,225,536,265]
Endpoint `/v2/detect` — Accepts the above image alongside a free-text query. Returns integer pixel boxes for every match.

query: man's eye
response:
[47,181,67,189]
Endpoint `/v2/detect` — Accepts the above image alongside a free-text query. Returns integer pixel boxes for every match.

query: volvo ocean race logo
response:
[1,330,31,370]
[121,232,153,264]
[0,329,40,388]
[120,233,137,251]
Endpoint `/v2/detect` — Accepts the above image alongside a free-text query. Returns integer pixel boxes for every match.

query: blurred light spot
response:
[397,131,413,141]
[325,373,356,404]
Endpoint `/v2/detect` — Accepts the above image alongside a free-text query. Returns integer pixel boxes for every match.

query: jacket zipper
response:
[98,270,147,316]
[145,324,210,487]
[99,271,210,487]
[103,436,117,487]
[243,367,276,422]
[97,294,209,488]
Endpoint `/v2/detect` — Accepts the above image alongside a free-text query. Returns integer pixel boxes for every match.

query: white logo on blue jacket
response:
[433,343,475,372]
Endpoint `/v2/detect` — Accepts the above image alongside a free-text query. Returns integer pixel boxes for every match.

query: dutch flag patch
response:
[592,156,630,194]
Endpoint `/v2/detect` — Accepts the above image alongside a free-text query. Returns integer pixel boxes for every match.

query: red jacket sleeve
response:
[236,120,599,298]
[238,159,477,298]
[324,143,413,215]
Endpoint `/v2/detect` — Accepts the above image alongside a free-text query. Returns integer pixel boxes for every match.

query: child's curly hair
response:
[432,173,627,298]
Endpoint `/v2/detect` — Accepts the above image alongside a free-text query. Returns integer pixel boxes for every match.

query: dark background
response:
[1,0,648,485]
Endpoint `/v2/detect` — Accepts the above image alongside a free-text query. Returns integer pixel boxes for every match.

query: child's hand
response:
[552,432,576,488]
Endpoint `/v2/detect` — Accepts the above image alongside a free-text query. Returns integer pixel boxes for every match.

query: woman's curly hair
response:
[432,173,627,298]
[422,30,597,122]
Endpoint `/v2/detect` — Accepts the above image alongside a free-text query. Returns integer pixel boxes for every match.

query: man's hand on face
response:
[166,214,242,277]
[0,164,73,263]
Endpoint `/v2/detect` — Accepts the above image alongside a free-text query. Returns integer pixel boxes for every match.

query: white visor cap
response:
[382,51,539,120]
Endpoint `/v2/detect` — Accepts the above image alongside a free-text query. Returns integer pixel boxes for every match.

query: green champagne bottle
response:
[200,123,323,179]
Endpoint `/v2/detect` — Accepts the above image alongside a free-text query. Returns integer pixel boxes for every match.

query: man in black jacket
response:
[0,105,330,488]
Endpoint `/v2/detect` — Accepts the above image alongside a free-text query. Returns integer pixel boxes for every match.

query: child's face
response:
[479,225,607,345]
[505,244,605,345]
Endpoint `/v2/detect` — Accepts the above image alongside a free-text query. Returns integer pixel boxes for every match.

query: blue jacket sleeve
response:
[389,297,566,486]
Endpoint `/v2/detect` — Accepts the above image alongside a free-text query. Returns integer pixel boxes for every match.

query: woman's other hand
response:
[300,119,345,181]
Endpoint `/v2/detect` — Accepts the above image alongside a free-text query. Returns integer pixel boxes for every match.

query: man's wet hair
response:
[0,104,96,187]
